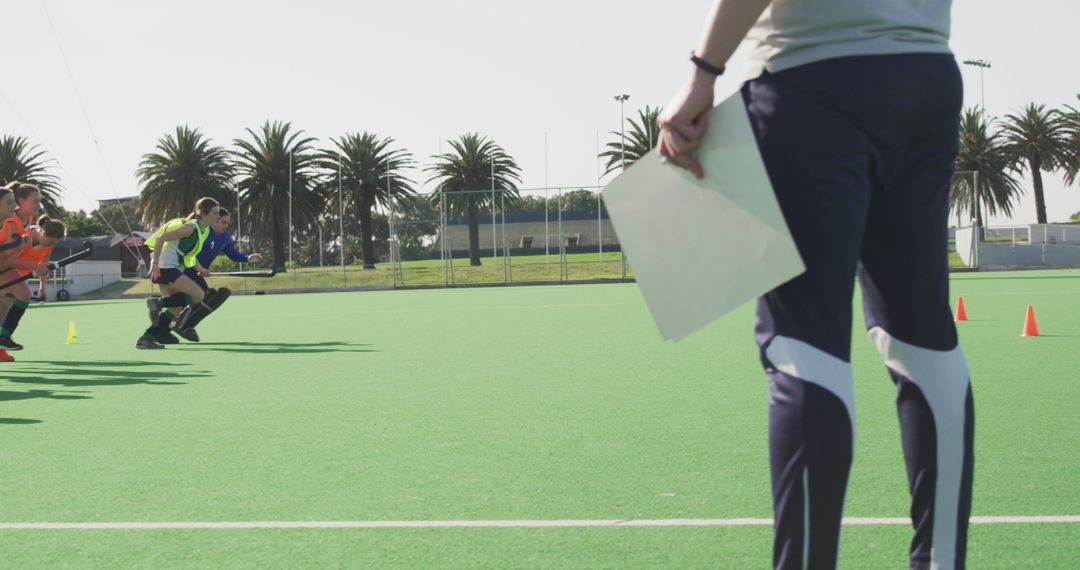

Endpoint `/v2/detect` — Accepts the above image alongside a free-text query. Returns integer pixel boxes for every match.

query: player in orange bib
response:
[0,182,47,352]
[18,215,67,299]
[0,184,25,360]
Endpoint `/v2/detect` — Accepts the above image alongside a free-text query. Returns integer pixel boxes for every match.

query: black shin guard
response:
[172,302,212,331]
[187,288,231,329]
[162,293,188,308]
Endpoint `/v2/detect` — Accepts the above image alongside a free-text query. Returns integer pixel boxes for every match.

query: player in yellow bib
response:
[136,197,219,349]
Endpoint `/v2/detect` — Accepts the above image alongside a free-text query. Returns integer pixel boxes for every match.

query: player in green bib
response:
[136,197,219,349]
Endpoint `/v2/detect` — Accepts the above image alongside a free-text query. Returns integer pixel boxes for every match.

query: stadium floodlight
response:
[962,59,991,110]
[614,94,630,171]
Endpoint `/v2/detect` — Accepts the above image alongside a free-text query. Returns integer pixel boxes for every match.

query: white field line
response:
[1,516,1078,530]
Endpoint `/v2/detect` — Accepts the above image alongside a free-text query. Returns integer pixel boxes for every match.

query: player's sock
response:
[0,299,30,337]
[145,310,174,338]
[162,293,187,308]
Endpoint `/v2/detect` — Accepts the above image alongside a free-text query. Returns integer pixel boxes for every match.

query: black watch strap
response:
[690,52,725,76]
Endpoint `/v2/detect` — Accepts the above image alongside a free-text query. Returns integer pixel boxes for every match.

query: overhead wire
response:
[0,87,145,266]
[36,0,145,267]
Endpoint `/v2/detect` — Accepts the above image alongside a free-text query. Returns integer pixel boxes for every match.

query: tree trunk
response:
[357,195,375,270]
[1030,155,1047,224]
[467,196,481,266]
[271,205,286,272]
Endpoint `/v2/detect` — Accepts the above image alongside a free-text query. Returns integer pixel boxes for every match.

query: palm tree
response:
[0,135,63,214]
[136,126,234,228]
[950,108,1024,225]
[1063,96,1080,187]
[599,105,661,175]
[1000,103,1071,224]
[232,121,324,271]
[319,133,415,269]
[426,133,522,266]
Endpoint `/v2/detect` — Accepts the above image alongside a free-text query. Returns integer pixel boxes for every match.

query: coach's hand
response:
[658,68,715,180]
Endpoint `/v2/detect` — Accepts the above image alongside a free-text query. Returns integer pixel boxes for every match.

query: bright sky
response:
[2,0,1078,226]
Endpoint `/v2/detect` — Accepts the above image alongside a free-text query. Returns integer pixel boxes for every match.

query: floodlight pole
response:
[596,130,603,260]
[339,153,346,284]
[615,94,630,279]
[386,167,396,284]
[288,152,294,287]
[955,169,980,269]
[615,94,630,172]
[545,132,549,260]
[973,170,980,268]
[962,59,991,111]
[235,182,241,270]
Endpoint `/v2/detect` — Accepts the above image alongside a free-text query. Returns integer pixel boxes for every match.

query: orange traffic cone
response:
[1021,305,1040,337]
[954,296,968,322]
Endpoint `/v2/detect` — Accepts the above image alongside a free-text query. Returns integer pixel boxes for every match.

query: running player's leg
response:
[148,292,188,322]
[743,66,877,569]
[137,270,203,348]
[167,274,208,332]
[185,287,230,329]
[146,289,187,345]
[857,56,971,570]
[0,278,32,350]
[170,268,211,341]
[0,283,15,360]
[139,281,180,349]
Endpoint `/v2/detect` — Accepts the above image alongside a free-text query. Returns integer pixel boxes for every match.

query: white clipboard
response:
[602,92,805,341]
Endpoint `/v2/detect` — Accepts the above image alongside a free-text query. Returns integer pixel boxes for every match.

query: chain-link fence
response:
[385,187,629,287]
[64,186,635,298]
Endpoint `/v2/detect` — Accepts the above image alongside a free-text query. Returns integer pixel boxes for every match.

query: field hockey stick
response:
[0,241,94,290]
[211,267,278,278]
[0,234,23,253]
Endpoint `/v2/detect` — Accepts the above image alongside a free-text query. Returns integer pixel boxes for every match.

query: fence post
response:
[558,188,566,281]
[501,191,509,285]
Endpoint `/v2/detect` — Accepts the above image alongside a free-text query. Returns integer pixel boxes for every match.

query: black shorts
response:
[184,268,210,292]
[152,268,184,285]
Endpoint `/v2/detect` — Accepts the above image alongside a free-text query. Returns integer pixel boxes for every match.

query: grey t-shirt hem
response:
[743,40,953,82]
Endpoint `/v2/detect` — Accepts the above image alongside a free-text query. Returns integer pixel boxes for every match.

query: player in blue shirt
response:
[156,207,260,344]
[196,207,259,271]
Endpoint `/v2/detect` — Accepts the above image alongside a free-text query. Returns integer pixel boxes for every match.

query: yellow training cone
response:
[67,321,78,345]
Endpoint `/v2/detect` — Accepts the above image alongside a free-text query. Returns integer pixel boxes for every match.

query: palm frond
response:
[0,135,64,214]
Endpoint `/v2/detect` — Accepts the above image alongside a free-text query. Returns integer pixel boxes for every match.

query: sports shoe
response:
[0,349,14,362]
[173,327,200,343]
[147,297,161,324]
[154,330,180,345]
[0,336,23,351]
[135,336,164,350]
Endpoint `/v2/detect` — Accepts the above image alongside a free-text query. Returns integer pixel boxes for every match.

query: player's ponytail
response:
[37,215,66,239]
[190,197,220,219]
[11,182,41,203]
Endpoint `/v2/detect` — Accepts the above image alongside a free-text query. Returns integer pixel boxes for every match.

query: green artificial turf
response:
[1,270,1078,567]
